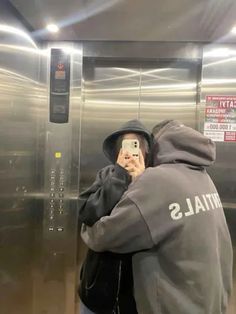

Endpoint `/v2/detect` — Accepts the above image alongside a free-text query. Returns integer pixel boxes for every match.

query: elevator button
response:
[50,193,55,198]
[57,227,64,232]
[59,187,64,192]
[48,227,54,231]
[59,193,64,198]
[59,199,64,204]
[55,152,62,159]
[50,187,55,192]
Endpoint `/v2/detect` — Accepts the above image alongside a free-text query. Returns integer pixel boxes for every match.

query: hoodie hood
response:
[153,120,216,167]
[103,119,152,163]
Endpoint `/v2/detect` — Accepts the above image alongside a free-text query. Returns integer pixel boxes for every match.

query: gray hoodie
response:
[81,120,233,314]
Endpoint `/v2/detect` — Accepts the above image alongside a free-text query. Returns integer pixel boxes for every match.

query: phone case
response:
[122,139,139,159]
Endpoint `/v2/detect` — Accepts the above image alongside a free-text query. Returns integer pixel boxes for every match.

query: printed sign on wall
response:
[204,96,236,142]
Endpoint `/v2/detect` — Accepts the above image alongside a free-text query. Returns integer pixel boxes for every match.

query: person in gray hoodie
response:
[81,120,233,314]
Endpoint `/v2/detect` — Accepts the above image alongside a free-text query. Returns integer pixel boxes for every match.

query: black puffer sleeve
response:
[78,164,131,226]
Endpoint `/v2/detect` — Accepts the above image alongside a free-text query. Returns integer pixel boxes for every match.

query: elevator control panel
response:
[50,49,71,123]
[45,152,68,235]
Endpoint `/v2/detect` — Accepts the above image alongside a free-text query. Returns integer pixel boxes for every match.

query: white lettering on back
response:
[185,198,195,216]
[169,193,222,221]
[202,194,210,210]
[195,196,206,213]
[205,194,214,209]
[169,203,183,220]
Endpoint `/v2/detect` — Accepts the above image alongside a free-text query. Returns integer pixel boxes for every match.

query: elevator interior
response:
[1,1,236,314]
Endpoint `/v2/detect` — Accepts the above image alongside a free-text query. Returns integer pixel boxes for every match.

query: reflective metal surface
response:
[139,62,199,130]
[83,42,202,59]
[80,57,200,187]
[199,45,236,314]
[80,60,140,186]
[0,4,82,313]
[200,45,236,203]
[0,4,41,314]
[31,43,82,314]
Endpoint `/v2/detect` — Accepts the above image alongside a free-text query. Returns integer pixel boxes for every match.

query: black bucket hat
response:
[103,119,152,163]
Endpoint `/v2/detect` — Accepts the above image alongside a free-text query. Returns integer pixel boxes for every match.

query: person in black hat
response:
[78,119,152,314]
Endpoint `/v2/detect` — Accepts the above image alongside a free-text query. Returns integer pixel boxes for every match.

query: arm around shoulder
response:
[81,195,154,253]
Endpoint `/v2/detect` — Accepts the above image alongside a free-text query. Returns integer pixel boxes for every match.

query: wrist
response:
[114,163,131,180]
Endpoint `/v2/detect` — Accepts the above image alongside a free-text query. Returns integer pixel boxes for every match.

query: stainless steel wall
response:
[0,3,41,314]
[138,61,199,130]
[81,59,199,185]
[200,45,236,313]
[80,43,202,187]
[0,4,83,313]
[31,43,82,314]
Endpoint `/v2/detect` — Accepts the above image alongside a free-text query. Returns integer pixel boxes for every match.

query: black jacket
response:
[79,164,135,314]
[78,120,152,314]
[79,164,130,226]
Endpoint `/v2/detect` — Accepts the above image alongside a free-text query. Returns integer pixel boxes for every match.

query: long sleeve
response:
[78,164,131,226]
[81,194,154,253]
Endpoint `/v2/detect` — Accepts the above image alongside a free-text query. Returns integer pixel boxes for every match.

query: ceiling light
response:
[231,26,236,34]
[46,24,59,33]
[205,48,233,57]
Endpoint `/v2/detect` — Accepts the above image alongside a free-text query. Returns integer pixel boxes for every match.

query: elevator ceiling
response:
[8,0,236,42]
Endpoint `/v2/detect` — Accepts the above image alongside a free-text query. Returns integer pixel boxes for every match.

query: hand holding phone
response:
[124,150,145,180]
[117,139,145,180]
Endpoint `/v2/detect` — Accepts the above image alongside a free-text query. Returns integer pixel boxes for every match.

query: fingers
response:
[117,149,133,168]
[117,149,145,179]
[127,153,143,168]
[125,165,135,172]
[125,160,145,180]
[139,149,145,166]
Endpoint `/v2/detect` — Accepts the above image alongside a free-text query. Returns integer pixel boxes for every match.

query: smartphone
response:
[122,139,139,159]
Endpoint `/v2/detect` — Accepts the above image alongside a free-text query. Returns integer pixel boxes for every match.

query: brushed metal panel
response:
[0,12,82,312]
[139,62,200,130]
[80,59,199,191]
[31,43,82,314]
[200,45,236,202]
[83,42,202,59]
[0,8,42,314]
[200,44,236,314]
[80,59,141,188]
